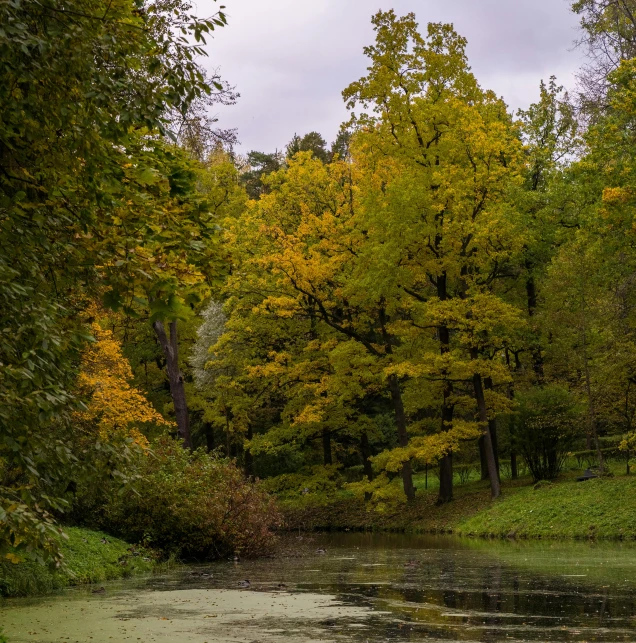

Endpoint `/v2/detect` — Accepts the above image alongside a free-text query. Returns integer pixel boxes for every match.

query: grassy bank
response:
[456,476,636,539]
[0,527,156,598]
[282,473,636,540]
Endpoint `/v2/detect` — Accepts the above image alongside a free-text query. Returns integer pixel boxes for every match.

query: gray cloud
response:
[196,0,584,153]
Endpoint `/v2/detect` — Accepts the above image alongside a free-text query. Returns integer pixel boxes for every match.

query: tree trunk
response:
[379,306,415,503]
[526,271,544,380]
[436,310,455,504]
[505,349,518,479]
[387,374,415,502]
[360,431,374,482]
[479,437,489,480]
[484,377,500,481]
[204,422,215,453]
[584,357,605,472]
[472,359,500,499]
[489,419,501,481]
[152,319,192,449]
[581,309,604,473]
[225,411,231,457]
[437,452,453,504]
[322,428,332,466]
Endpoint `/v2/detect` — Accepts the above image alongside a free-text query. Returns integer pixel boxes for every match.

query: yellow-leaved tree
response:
[75,317,173,447]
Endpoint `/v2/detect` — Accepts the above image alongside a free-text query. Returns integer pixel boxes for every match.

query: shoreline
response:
[0,527,158,599]
[280,474,636,541]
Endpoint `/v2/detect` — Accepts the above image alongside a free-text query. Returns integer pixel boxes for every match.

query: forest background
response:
[2,0,636,572]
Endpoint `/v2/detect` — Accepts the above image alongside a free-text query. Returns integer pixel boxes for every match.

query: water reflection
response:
[179,533,636,641]
[2,533,636,642]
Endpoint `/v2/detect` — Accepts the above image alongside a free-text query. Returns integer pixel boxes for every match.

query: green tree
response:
[343,11,525,501]
[0,0,228,559]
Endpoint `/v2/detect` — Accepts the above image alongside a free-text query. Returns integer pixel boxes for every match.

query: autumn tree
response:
[343,11,525,500]
[75,316,172,447]
[94,142,245,448]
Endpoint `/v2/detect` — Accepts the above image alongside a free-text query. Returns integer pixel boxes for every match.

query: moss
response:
[0,526,156,598]
[282,474,636,540]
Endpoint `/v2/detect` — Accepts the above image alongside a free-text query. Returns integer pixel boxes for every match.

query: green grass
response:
[456,475,636,539]
[0,526,157,598]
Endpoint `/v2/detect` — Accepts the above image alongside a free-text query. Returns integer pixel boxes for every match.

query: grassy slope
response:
[282,473,636,540]
[0,527,155,597]
[456,476,636,539]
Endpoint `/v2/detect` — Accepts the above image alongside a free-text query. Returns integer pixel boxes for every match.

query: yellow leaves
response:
[602,187,631,204]
[74,318,173,447]
[5,552,22,564]
[257,296,301,318]
[371,421,482,474]
[292,404,325,426]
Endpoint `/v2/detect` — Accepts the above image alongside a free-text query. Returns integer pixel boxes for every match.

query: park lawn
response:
[456,475,636,539]
[0,526,156,598]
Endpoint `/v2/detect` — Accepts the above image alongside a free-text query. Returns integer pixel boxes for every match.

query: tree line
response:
[2,0,636,562]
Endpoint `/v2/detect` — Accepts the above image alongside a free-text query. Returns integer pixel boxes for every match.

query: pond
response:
[2,533,636,642]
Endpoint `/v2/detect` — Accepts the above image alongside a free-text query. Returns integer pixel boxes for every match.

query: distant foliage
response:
[104,438,280,559]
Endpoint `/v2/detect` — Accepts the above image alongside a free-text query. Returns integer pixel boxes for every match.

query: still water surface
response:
[2,533,636,642]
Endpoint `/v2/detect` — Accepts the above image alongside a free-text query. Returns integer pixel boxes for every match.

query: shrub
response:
[260,464,344,507]
[103,438,280,559]
[516,386,578,481]
[454,464,475,485]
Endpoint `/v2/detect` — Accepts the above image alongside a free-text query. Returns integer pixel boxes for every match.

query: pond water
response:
[2,533,636,642]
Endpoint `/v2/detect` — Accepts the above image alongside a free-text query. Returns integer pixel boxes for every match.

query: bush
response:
[103,438,280,559]
[516,386,578,481]
[260,464,345,507]
[454,464,475,485]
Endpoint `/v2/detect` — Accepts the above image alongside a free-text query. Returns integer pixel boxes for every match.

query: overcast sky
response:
[197,0,584,154]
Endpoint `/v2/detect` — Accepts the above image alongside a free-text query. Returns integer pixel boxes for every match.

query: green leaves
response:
[0,0,231,560]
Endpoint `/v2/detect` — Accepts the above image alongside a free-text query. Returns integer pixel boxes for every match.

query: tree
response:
[240,151,285,199]
[573,0,636,115]
[0,0,228,559]
[343,11,525,500]
[75,316,172,448]
[94,142,245,448]
[286,132,330,163]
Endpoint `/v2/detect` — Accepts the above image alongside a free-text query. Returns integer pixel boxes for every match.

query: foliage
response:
[103,438,281,559]
[190,300,228,391]
[259,465,345,507]
[7,0,636,568]
[75,318,173,447]
[0,0,228,560]
[286,131,330,162]
[515,386,579,481]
